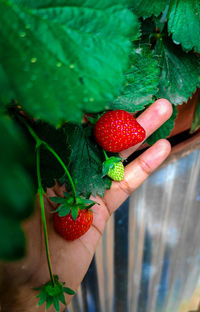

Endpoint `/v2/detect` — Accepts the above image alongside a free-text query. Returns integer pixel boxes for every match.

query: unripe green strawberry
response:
[107,161,124,181]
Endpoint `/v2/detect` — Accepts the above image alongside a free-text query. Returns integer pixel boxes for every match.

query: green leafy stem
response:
[22,118,76,294]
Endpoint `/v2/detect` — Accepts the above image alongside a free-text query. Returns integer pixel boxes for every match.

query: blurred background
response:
[67,96,200,312]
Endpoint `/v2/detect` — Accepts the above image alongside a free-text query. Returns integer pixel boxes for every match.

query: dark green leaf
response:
[58,292,66,306]
[77,197,96,205]
[109,157,122,163]
[131,0,169,18]
[63,124,112,197]
[50,197,66,204]
[63,192,72,199]
[46,296,54,310]
[0,1,138,125]
[102,163,112,176]
[35,276,73,311]
[168,0,200,53]
[0,216,26,260]
[36,288,47,306]
[63,287,76,295]
[53,297,60,312]
[0,114,34,260]
[146,104,177,145]
[85,203,96,209]
[190,95,200,133]
[155,38,200,105]
[52,206,62,213]
[37,292,47,306]
[9,0,133,9]
[71,206,79,221]
[58,205,71,217]
[111,45,160,112]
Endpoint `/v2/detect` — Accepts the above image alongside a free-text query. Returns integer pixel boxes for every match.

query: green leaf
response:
[10,0,134,10]
[37,291,47,306]
[0,114,34,260]
[53,297,60,312]
[58,204,71,217]
[109,157,122,163]
[50,197,66,204]
[63,192,72,199]
[168,0,200,53]
[190,95,200,133]
[155,38,200,105]
[63,287,76,295]
[0,1,138,125]
[76,197,96,205]
[0,216,26,260]
[46,296,54,310]
[62,124,112,197]
[71,206,79,221]
[111,45,160,112]
[146,104,177,145]
[58,292,66,306]
[35,276,75,311]
[102,162,113,176]
[131,0,169,18]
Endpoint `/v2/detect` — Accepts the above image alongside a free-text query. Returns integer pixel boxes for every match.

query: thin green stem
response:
[103,149,109,161]
[42,142,77,203]
[36,148,55,286]
[23,119,42,146]
[21,118,77,202]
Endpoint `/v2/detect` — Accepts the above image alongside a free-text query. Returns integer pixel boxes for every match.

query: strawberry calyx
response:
[102,156,122,177]
[50,193,97,221]
[85,112,105,125]
[34,275,75,311]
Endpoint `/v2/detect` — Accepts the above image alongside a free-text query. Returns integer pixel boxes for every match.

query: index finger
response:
[104,139,171,213]
[120,99,173,159]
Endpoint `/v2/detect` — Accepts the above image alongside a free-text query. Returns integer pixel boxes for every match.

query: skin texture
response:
[0,99,173,312]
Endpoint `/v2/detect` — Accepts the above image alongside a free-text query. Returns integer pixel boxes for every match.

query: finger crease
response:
[91,224,103,236]
[78,237,93,257]
[101,198,112,217]
[117,179,133,196]
[137,156,153,175]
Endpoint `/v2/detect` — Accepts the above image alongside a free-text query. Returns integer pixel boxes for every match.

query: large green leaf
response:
[0,114,34,260]
[131,0,169,18]
[0,1,139,126]
[168,0,200,53]
[62,124,111,197]
[10,0,133,10]
[155,38,200,105]
[146,104,177,145]
[190,94,200,133]
[111,44,160,112]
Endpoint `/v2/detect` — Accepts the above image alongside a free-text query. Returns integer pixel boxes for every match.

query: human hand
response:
[0,99,172,312]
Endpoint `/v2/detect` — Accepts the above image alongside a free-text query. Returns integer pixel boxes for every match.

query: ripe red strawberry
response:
[94,110,145,152]
[53,208,93,241]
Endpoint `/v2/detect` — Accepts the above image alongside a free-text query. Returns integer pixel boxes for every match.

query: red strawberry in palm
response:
[50,193,96,241]
[53,209,93,241]
[94,110,145,152]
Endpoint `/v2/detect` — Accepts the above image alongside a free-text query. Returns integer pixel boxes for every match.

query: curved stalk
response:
[36,147,55,286]
[42,142,77,203]
[22,119,77,202]
[103,149,109,160]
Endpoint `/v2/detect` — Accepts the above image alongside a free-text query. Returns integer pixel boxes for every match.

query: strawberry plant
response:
[0,0,200,311]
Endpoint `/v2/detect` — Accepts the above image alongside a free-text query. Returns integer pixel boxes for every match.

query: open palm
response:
[0,99,172,312]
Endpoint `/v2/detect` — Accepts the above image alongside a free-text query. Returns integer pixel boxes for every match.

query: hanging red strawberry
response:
[94,110,145,152]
